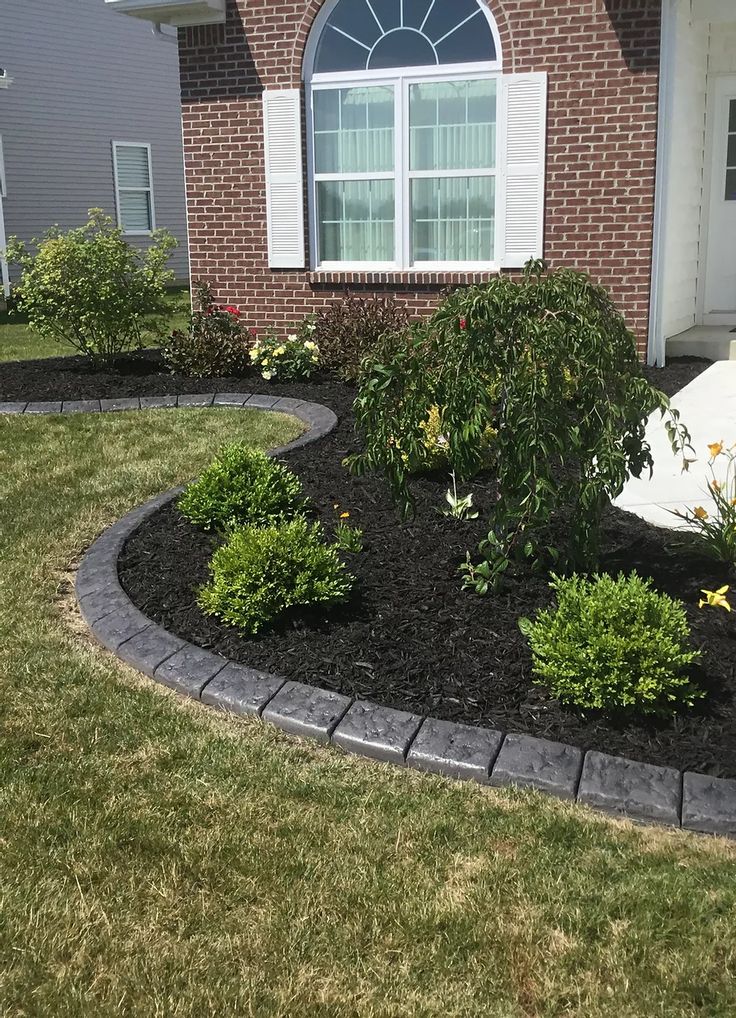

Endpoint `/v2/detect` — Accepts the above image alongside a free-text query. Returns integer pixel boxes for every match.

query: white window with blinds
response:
[259,0,547,272]
[112,141,155,235]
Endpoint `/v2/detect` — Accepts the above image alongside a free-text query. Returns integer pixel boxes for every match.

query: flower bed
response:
[113,370,736,780]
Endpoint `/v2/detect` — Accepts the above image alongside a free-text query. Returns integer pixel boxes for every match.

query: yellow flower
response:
[273,346,286,356]
[249,347,259,361]
[708,441,724,459]
[340,511,350,519]
[304,340,317,351]
[711,479,722,492]
[693,506,709,521]
[699,586,731,612]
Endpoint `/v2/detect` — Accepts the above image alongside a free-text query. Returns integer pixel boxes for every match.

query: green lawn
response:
[1,407,736,1017]
[0,286,191,362]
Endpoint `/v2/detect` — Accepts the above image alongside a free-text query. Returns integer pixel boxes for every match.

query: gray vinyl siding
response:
[0,0,189,281]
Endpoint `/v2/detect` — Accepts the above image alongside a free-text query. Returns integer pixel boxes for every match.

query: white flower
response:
[262,369,273,380]
[304,340,317,351]
[287,333,298,342]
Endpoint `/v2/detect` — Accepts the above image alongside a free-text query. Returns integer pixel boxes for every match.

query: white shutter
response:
[499,72,547,268]
[262,89,305,269]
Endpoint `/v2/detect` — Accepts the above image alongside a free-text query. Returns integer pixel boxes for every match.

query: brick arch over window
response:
[289,0,516,84]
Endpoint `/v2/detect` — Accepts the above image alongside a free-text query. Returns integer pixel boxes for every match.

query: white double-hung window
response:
[261,0,546,272]
[112,141,155,235]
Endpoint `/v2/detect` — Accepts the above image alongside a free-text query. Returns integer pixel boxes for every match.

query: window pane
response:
[422,0,483,41]
[313,0,496,73]
[314,26,371,73]
[314,86,394,174]
[730,99,736,134]
[318,179,395,261]
[726,168,736,202]
[435,13,496,65]
[116,145,150,188]
[410,79,496,172]
[119,191,152,232]
[411,176,494,261]
[403,0,433,30]
[728,133,736,168]
[368,30,437,69]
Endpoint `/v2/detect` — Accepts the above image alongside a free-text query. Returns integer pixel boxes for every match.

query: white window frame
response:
[304,0,503,273]
[0,135,7,198]
[112,141,156,235]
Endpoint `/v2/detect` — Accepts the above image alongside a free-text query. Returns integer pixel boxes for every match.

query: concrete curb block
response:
[61,392,736,837]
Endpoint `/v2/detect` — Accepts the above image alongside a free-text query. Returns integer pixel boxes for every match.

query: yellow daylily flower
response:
[699,586,732,612]
[693,506,709,521]
[708,441,724,459]
[340,511,350,519]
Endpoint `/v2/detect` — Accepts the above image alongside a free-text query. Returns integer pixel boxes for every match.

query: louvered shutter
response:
[499,73,547,268]
[262,89,305,269]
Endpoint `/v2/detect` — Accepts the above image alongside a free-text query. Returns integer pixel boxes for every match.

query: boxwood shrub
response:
[519,572,702,714]
[198,519,353,634]
[179,444,307,531]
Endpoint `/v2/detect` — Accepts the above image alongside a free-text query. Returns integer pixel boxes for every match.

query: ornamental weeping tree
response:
[347,262,692,592]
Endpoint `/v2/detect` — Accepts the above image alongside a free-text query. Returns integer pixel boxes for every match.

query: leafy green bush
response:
[348,262,692,591]
[311,292,410,381]
[199,519,353,633]
[162,282,251,376]
[6,208,176,365]
[249,322,319,381]
[519,573,702,714]
[179,444,306,531]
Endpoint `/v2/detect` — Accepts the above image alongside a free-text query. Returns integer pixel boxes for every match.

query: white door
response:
[703,76,736,323]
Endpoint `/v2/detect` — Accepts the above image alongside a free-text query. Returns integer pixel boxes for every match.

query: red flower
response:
[223,305,241,317]
[249,327,258,337]
[459,317,467,330]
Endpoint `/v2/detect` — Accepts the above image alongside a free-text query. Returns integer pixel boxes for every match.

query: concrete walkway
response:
[614,361,736,529]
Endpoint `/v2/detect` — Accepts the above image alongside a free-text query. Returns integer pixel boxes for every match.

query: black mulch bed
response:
[108,354,736,780]
[0,346,709,402]
[8,345,729,776]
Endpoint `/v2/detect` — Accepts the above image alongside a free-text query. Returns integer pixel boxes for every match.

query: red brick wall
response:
[179,0,661,352]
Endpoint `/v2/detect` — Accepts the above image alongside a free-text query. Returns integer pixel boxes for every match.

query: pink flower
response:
[459,317,467,331]
[223,305,241,317]
[249,328,258,337]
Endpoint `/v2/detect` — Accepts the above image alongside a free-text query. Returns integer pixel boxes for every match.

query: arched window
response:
[304,0,504,269]
[312,0,499,73]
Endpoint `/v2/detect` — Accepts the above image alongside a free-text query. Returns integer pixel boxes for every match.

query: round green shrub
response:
[198,519,353,634]
[178,444,307,531]
[519,572,703,714]
[6,208,176,366]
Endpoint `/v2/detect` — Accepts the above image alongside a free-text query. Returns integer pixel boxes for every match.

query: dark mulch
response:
[112,355,736,779]
[0,346,708,403]
[6,345,729,774]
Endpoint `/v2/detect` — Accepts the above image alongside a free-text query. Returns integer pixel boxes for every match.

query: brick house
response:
[107,0,736,363]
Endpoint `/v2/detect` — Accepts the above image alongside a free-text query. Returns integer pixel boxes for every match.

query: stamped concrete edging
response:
[11,391,732,836]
